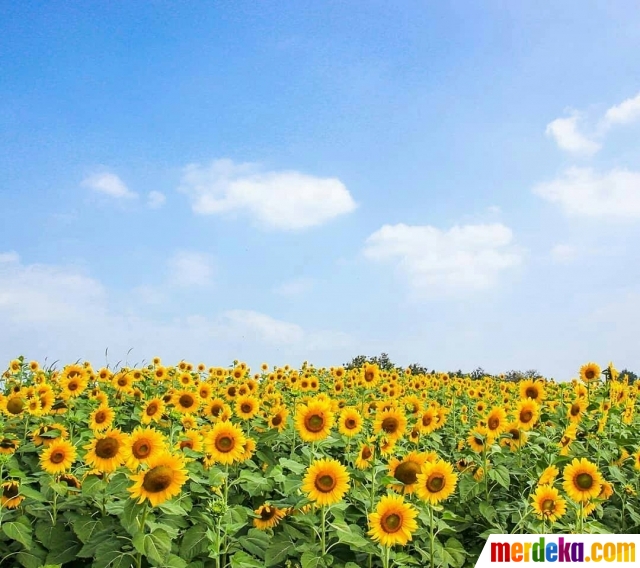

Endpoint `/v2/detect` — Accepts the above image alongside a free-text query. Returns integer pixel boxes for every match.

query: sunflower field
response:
[0,357,639,568]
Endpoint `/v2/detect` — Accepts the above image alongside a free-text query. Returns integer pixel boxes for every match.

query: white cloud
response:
[545,114,600,156]
[533,167,640,218]
[603,92,640,127]
[81,172,137,199]
[363,223,522,292]
[167,251,214,288]
[550,244,577,263]
[273,277,314,296]
[0,251,20,263]
[178,158,357,230]
[217,310,305,344]
[147,191,166,209]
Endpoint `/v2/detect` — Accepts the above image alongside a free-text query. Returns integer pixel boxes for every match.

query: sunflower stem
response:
[321,505,327,557]
[429,504,435,568]
[135,502,148,568]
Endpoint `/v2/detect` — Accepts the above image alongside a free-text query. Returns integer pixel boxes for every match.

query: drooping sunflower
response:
[59,473,82,490]
[0,437,19,455]
[1,481,25,509]
[467,426,491,453]
[514,399,539,431]
[579,362,601,383]
[388,451,430,494]
[368,494,418,547]
[203,421,247,465]
[176,430,204,454]
[302,458,349,506]
[90,405,116,432]
[416,460,458,505]
[235,395,260,420]
[3,394,25,416]
[538,465,559,486]
[84,429,128,473]
[567,398,588,423]
[500,423,527,452]
[172,390,200,414]
[40,438,77,475]
[373,408,407,442]
[140,398,165,425]
[355,443,375,470]
[531,485,567,523]
[295,399,335,443]
[238,437,257,461]
[562,458,603,503]
[338,407,363,437]
[123,427,167,470]
[253,504,286,530]
[128,452,189,507]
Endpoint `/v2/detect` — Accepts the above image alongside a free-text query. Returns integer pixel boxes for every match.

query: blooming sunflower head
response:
[531,485,567,523]
[40,438,77,475]
[301,458,350,507]
[295,399,335,443]
[127,451,189,507]
[253,504,286,530]
[388,452,430,494]
[562,458,603,503]
[368,494,418,547]
[416,460,458,505]
[203,421,247,465]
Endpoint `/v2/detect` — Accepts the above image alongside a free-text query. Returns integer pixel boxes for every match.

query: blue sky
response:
[1,1,640,379]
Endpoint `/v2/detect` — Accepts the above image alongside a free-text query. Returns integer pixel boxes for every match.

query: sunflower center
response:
[211,404,223,417]
[3,483,19,499]
[509,429,521,440]
[215,435,234,453]
[488,417,500,430]
[542,499,555,512]
[95,438,120,459]
[315,474,337,493]
[422,415,432,427]
[180,440,193,450]
[345,418,357,429]
[117,377,128,387]
[142,465,173,493]
[381,513,402,533]
[520,410,533,423]
[394,461,421,485]
[525,387,538,399]
[60,475,80,488]
[0,439,15,449]
[6,398,24,414]
[227,387,237,397]
[260,507,277,520]
[146,403,159,416]
[95,411,107,424]
[271,415,282,426]
[241,404,252,414]
[365,371,375,382]
[50,450,66,464]
[362,447,372,460]
[585,370,595,380]
[426,473,445,493]
[304,413,325,433]
[381,417,399,433]
[576,473,594,490]
[570,404,581,416]
[179,395,195,408]
[132,440,152,459]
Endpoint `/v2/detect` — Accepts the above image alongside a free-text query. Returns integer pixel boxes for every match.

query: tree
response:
[618,369,638,384]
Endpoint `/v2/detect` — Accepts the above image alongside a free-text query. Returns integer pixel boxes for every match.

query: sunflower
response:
[84,429,128,473]
[416,460,458,504]
[176,430,204,454]
[520,379,546,403]
[579,362,601,383]
[501,423,527,452]
[204,421,246,465]
[40,438,77,475]
[302,458,350,506]
[0,437,19,455]
[567,398,587,423]
[123,427,166,470]
[239,437,256,461]
[514,399,539,431]
[1,481,25,510]
[531,485,567,523]
[388,452,430,494]
[418,408,438,434]
[362,363,380,386]
[3,394,25,416]
[128,452,189,507]
[32,423,68,447]
[562,458,603,503]
[295,399,335,443]
[368,494,418,547]
[59,365,89,398]
[634,449,640,471]
[235,395,260,420]
[467,426,491,453]
[253,504,286,530]
[338,407,363,437]
[538,465,559,486]
[267,406,289,432]
[355,443,375,470]
[59,473,82,490]
[373,408,407,442]
[172,390,200,414]
[90,405,116,432]
[485,407,508,437]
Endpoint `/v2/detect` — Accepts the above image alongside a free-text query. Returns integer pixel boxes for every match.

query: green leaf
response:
[82,475,104,497]
[279,457,306,474]
[163,554,188,568]
[301,552,327,568]
[18,484,46,502]
[441,537,466,568]
[72,516,109,544]
[45,542,81,566]
[240,528,270,560]
[230,551,264,568]
[330,521,373,550]
[121,498,144,536]
[265,537,295,567]
[157,499,188,516]
[491,465,510,489]
[3,521,33,549]
[179,524,209,562]
[16,545,47,568]
[478,502,496,524]
[132,528,172,565]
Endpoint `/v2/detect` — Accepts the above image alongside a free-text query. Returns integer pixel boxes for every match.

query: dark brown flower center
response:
[394,461,421,485]
[345,418,357,429]
[180,440,193,450]
[525,387,538,399]
[146,402,159,416]
[3,483,20,499]
[542,499,555,512]
[179,394,195,408]
[6,398,24,414]
[132,440,152,459]
[585,370,595,380]
[382,513,401,533]
[271,415,282,426]
[520,410,533,423]
[304,413,325,433]
[95,411,108,424]
[426,474,445,493]
[362,446,372,460]
[381,417,399,433]
[570,404,581,417]
[260,507,277,521]
[142,465,173,493]
[117,377,128,387]
[241,403,252,414]
[50,450,66,464]
[576,473,593,490]
[95,437,120,459]
[315,474,337,493]
[0,439,16,449]
[488,417,500,430]
[215,435,234,453]
[227,386,237,397]
[60,474,81,488]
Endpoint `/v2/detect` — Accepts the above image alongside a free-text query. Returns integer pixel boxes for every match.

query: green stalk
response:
[429,504,436,568]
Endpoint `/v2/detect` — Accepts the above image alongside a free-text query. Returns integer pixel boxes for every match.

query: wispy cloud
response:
[178,158,357,230]
[81,172,137,199]
[363,223,522,292]
[545,113,600,156]
[147,191,166,209]
[602,91,640,127]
